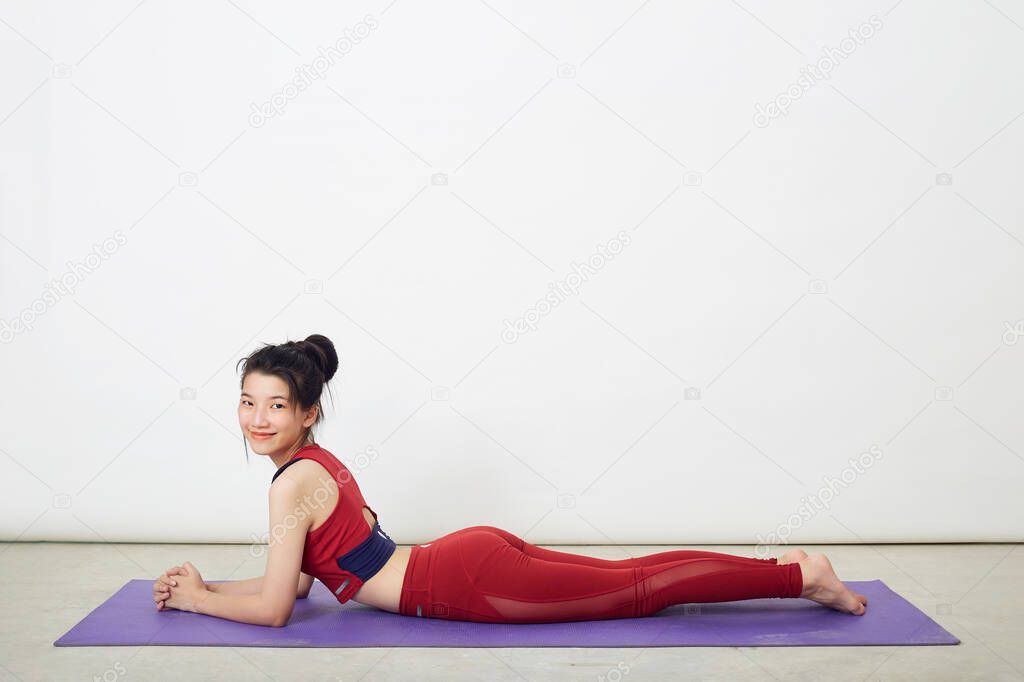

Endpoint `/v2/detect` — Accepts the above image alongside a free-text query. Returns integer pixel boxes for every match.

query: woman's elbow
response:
[267,604,294,627]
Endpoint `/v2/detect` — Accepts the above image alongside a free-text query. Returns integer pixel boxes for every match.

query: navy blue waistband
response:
[335,520,397,582]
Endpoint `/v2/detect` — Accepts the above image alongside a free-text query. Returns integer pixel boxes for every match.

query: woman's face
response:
[238,372,316,457]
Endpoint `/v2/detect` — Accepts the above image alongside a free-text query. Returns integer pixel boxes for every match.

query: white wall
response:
[1,1,1022,548]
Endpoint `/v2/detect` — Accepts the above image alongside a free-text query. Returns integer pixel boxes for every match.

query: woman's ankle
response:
[796,556,817,598]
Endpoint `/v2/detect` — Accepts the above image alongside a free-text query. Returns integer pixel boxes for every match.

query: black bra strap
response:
[271,457,305,483]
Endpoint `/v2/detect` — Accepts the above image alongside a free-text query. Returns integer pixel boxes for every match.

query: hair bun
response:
[301,334,339,383]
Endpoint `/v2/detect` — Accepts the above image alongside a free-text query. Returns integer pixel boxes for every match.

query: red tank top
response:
[271,444,396,604]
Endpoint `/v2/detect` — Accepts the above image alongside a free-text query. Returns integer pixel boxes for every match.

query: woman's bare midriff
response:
[303,469,410,614]
[351,543,411,613]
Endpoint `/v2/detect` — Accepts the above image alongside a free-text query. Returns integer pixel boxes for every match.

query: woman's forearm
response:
[194,590,279,627]
[205,576,262,595]
[206,576,309,598]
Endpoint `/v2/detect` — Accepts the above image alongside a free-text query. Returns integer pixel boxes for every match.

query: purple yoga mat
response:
[54,579,959,647]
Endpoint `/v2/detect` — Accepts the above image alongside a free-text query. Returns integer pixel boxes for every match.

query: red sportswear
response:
[270,444,396,604]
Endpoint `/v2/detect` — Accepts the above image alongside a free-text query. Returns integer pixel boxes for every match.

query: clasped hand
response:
[152,561,208,613]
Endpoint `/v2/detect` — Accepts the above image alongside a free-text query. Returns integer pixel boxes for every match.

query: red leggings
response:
[398,525,803,623]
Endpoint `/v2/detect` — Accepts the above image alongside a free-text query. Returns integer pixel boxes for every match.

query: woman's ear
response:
[303,404,318,428]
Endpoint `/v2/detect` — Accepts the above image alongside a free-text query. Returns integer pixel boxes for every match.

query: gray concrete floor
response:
[2,542,1021,682]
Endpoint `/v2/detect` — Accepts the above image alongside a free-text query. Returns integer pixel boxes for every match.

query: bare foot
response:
[797,553,868,615]
[776,548,808,565]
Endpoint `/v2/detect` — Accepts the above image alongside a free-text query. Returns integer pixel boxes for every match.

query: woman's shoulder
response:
[271,445,334,483]
[281,445,346,484]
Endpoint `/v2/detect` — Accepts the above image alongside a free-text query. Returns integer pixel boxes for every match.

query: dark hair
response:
[235,333,339,462]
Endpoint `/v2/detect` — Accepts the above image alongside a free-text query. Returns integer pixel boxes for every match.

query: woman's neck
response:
[270,440,313,469]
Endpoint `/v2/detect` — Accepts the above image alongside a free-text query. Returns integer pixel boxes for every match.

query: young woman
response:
[152,334,868,626]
